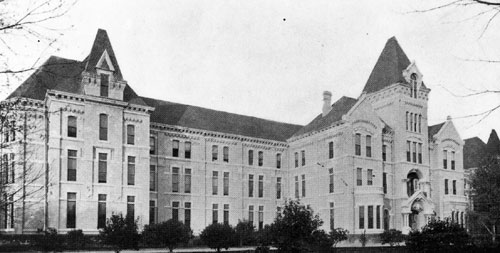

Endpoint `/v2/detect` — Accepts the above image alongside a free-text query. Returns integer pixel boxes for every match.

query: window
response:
[97,194,106,229]
[68,116,77,137]
[126,125,135,145]
[212,145,218,161]
[453,180,457,195]
[185,142,191,159]
[443,150,448,169]
[382,145,387,162]
[366,135,372,157]
[383,173,387,194]
[212,171,218,195]
[248,150,254,165]
[414,114,417,132]
[406,112,409,130]
[184,202,191,227]
[10,121,15,142]
[67,150,77,181]
[149,200,156,224]
[276,153,281,169]
[330,202,334,230]
[412,142,417,163]
[406,141,411,162]
[99,114,108,141]
[258,206,264,230]
[301,150,305,166]
[451,151,455,170]
[223,204,229,225]
[223,146,229,162]
[276,177,282,199]
[418,114,422,133]
[368,206,374,229]
[357,168,362,186]
[127,196,135,219]
[410,113,413,131]
[301,174,306,197]
[185,168,191,194]
[100,74,109,97]
[355,133,361,156]
[1,154,7,185]
[150,165,156,191]
[172,201,179,221]
[384,209,389,230]
[376,205,381,229]
[172,140,179,157]
[249,205,254,225]
[172,167,179,193]
[249,174,254,197]
[294,152,299,168]
[329,168,334,193]
[367,169,373,186]
[445,179,449,195]
[418,143,423,164]
[359,206,365,229]
[223,172,229,196]
[9,154,14,184]
[67,193,76,228]
[127,156,135,185]
[98,153,107,183]
[295,176,299,198]
[150,137,156,155]
[258,175,264,198]
[212,204,218,224]
[258,151,263,166]
[329,141,334,159]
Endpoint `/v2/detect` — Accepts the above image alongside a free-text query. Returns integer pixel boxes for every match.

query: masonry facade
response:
[0,29,468,234]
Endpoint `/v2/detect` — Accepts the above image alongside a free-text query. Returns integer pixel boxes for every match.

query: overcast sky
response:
[3,0,500,142]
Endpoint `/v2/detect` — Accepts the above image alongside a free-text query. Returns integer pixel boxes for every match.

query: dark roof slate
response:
[84,29,123,80]
[291,96,358,138]
[141,96,303,142]
[464,137,486,169]
[362,37,411,94]
[428,122,445,140]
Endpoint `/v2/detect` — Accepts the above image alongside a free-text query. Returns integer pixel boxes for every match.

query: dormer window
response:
[410,73,418,98]
[100,74,109,97]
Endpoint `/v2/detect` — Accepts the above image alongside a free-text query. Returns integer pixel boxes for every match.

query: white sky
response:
[3,0,500,142]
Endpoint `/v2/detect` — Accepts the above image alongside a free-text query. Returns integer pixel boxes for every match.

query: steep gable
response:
[486,129,500,156]
[84,29,123,80]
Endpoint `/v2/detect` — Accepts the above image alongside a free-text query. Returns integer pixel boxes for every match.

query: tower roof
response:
[486,129,500,156]
[362,37,411,94]
[84,29,123,80]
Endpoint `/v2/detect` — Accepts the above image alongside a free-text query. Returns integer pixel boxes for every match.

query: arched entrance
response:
[409,201,425,230]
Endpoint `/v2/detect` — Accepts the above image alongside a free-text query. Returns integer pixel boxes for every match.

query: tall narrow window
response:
[301,150,306,166]
[418,143,423,164]
[376,205,381,229]
[127,156,135,185]
[367,169,373,186]
[185,168,191,194]
[366,135,372,157]
[384,209,389,230]
[223,204,229,225]
[412,142,417,163]
[172,140,179,157]
[295,176,299,198]
[126,125,135,145]
[258,206,264,230]
[258,151,263,166]
[9,154,14,184]
[185,142,191,159]
[329,168,334,193]
[330,202,335,230]
[249,174,254,197]
[406,112,409,130]
[98,153,107,183]
[212,145,218,161]
[97,194,106,229]
[100,74,109,97]
[258,175,264,198]
[443,150,448,169]
[301,174,306,197]
[410,113,414,131]
[445,179,449,195]
[1,154,7,185]
[150,165,156,191]
[68,116,77,137]
[67,150,77,181]
[294,152,299,168]
[67,192,76,228]
[355,133,361,156]
[276,177,282,199]
[418,114,422,133]
[406,141,411,162]
[414,114,417,132]
[223,146,229,163]
[10,121,15,141]
[249,205,254,225]
[172,167,179,193]
[127,196,135,219]
[149,200,156,224]
[223,172,229,196]
[453,180,457,195]
[184,202,191,227]
[248,150,254,165]
[99,114,108,141]
[357,168,363,186]
[359,206,365,229]
[276,153,281,169]
[382,145,387,162]
[383,172,387,194]
[150,137,156,155]
[451,151,455,170]
[329,141,334,159]
[212,171,218,195]
[368,205,374,229]
[172,201,179,221]
[212,204,218,224]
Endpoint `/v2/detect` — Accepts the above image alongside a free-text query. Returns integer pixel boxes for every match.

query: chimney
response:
[322,91,332,117]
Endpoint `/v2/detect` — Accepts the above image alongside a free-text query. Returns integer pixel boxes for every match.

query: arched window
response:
[99,114,108,141]
[407,172,419,197]
[410,73,418,98]
[68,116,77,137]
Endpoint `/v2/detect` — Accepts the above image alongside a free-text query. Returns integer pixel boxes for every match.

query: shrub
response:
[234,220,256,246]
[36,227,63,252]
[99,214,140,252]
[359,230,367,247]
[142,219,192,252]
[66,229,86,249]
[200,223,235,252]
[330,228,349,247]
[380,229,404,246]
[405,218,470,252]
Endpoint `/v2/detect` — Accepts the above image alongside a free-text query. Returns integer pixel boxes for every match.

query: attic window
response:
[410,73,418,98]
[100,74,109,97]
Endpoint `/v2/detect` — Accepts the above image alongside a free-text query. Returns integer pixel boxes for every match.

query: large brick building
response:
[0,29,468,235]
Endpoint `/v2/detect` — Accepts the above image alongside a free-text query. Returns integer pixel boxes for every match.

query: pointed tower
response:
[486,129,500,157]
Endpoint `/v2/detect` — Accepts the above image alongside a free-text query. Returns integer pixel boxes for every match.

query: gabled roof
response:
[362,37,411,94]
[84,29,123,80]
[141,97,302,142]
[291,96,358,138]
[464,137,486,169]
[428,122,445,140]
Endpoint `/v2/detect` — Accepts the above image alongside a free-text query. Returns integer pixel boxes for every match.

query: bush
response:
[66,229,86,249]
[359,230,367,247]
[99,214,140,252]
[234,220,256,246]
[200,223,235,252]
[380,229,404,246]
[330,228,349,247]
[405,218,470,252]
[36,227,64,252]
[142,219,192,252]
